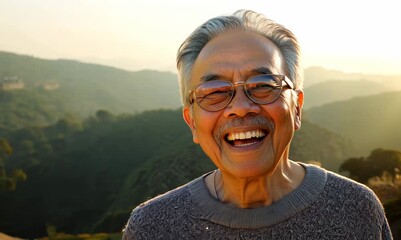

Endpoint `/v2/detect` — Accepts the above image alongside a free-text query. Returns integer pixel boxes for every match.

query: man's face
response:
[183,31,303,179]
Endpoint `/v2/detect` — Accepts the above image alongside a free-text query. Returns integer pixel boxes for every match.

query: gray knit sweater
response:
[123,164,392,239]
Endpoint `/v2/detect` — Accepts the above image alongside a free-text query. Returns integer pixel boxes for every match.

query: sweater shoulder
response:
[304,167,391,238]
[128,180,193,220]
[324,170,386,216]
[326,170,379,199]
[122,177,201,239]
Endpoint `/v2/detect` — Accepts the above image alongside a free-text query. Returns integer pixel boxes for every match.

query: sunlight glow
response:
[0,0,400,74]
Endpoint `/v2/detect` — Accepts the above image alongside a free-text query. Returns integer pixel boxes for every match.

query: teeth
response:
[227,130,266,141]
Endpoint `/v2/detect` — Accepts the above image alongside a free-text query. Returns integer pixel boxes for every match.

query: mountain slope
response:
[305,91,401,154]
[303,79,390,109]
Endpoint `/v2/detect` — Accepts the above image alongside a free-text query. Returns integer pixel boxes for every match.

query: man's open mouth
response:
[225,129,267,147]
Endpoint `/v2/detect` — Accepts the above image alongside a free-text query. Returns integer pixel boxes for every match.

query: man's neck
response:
[207,159,305,208]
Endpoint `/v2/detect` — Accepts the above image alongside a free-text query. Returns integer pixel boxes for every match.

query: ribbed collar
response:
[187,163,327,229]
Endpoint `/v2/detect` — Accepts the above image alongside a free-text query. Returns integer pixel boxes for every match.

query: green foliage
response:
[0,139,26,191]
[95,110,116,122]
[369,149,401,181]
[0,139,12,178]
[40,231,121,240]
[0,138,13,155]
[0,177,16,191]
[12,169,27,181]
[340,148,401,183]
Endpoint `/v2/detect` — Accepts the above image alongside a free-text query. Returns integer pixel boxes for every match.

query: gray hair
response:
[176,9,303,107]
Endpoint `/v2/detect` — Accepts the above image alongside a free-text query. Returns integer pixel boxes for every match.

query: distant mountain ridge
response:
[2,51,400,132]
[303,79,392,109]
[301,67,401,109]
[0,51,181,131]
[304,66,401,87]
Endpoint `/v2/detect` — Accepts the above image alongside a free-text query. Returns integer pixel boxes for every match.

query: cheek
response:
[265,98,296,148]
[274,93,296,126]
[193,109,221,142]
[193,110,225,166]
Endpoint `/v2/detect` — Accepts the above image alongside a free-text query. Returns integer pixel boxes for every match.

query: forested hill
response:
[305,90,401,154]
[0,51,181,131]
[0,108,354,237]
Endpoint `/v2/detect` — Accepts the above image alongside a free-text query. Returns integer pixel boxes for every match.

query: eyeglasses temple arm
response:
[283,76,294,89]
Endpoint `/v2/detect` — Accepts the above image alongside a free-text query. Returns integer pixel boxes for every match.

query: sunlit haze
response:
[1,0,400,75]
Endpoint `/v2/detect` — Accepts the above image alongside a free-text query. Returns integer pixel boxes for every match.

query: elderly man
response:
[123,10,392,239]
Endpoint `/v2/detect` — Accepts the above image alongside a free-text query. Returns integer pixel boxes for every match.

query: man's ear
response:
[294,90,304,130]
[183,107,199,144]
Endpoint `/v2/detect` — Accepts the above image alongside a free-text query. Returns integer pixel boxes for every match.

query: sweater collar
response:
[188,163,327,229]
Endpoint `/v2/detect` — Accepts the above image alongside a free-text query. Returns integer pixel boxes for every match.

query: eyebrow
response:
[252,67,273,75]
[200,73,224,82]
[200,67,274,82]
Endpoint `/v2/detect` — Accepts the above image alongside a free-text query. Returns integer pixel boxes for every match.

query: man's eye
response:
[255,84,274,89]
[249,83,277,91]
[198,91,230,103]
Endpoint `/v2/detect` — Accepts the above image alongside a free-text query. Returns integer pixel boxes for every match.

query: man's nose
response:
[223,87,261,118]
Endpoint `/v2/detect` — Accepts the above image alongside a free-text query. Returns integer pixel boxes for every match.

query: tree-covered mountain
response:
[2,51,400,238]
[304,91,401,154]
[0,51,181,131]
[0,109,354,238]
[0,109,189,237]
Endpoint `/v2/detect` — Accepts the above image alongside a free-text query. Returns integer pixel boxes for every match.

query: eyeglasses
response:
[188,74,294,112]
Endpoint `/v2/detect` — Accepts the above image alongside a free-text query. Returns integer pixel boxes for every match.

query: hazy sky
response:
[1,0,400,75]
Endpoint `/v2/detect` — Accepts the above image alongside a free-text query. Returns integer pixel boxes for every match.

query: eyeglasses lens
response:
[195,81,233,111]
[246,75,282,104]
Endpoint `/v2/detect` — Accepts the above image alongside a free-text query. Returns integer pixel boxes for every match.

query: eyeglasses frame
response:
[188,74,294,112]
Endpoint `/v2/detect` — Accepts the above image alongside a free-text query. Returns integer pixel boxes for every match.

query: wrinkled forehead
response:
[192,30,285,80]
